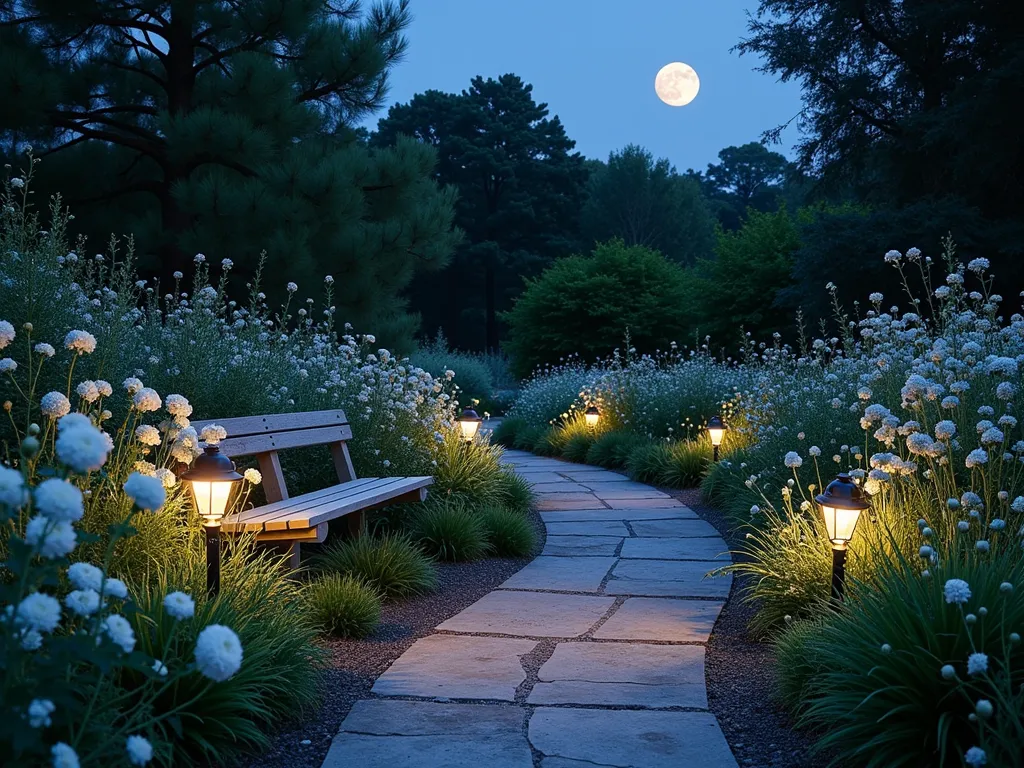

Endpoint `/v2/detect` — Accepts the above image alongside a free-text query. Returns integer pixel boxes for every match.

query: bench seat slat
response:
[229,478,408,531]
[222,476,432,533]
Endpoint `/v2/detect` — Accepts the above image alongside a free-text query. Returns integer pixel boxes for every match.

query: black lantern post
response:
[707,415,727,462]
[457,406,483,443]
[815,473,870,604]
[181,445,243,597]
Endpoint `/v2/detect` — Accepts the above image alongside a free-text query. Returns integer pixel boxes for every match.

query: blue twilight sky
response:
[365,0,806,174]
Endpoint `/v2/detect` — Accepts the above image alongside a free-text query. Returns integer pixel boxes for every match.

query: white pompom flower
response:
[132,387,162,413]
[199,423,227,444]
[163,591,195,620]
[944,578,971,604]
[126,735,153,766]
[0,465,28,509]
[244,468,262,485]
[101,614,136,653]
[33,479,84,522]
[123,472,166,512]
[51,742,80,768]
[16,592,62,633]
[65,589,101,618]
[24,516,77,559]
[194,624,244,682]
[27,698,55,728]
[165,394,193,418]
[55,421,111,473]
[135,424,162,446]
[64,330,97,355]
[40,391,72,419]
[67,562,103,591]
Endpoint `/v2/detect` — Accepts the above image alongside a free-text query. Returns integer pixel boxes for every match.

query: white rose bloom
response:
[123,472,166,511]
[33,479,84,522]
[194,624,244,681]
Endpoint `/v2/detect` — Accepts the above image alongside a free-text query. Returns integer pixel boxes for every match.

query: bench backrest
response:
[191,409,356,503]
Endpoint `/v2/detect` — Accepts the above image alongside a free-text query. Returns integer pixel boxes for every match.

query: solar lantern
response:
[182,445,242,596]
[815,473,870,604]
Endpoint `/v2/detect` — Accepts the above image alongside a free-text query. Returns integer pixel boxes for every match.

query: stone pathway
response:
[320,450,737,768]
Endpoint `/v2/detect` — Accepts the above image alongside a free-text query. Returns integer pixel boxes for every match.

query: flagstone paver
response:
[529,708,738,768]
[528,642,708,707]
[370,635,537,701]
[321,448,737,768]
[620,535,730,560]
[498,556,616,592]
[436,590,616,637]
[542,535,623,556]
[593,597,725,642]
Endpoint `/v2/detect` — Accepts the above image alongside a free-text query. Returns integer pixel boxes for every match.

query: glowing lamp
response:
[585,405,600,429]
[181,445,242,595]
[707,415,727,462]
[458,406,483,442]
[815,473,871,603]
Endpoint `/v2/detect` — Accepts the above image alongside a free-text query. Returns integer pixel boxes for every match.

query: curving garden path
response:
[319,449,738,768]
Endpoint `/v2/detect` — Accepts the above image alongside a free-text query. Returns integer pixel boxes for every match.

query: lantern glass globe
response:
[585,406,600,428]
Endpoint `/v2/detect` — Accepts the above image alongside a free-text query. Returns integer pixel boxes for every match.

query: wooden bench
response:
[192,410,432,563]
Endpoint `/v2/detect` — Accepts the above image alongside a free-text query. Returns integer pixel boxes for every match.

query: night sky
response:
[367,0,805,172]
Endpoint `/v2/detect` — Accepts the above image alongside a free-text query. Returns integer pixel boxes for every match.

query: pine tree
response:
[0,0,458,341]
[373,74,588,351]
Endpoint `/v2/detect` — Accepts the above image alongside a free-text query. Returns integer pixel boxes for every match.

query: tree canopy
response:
[0,0,459,343]
[373,73,588,350]
[581,144,716,266]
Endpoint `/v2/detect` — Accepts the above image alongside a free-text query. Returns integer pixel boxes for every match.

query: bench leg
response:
[286,542,301,570]
[347,510,364,537]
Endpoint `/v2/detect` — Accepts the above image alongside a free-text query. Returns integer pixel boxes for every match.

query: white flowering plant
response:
[1,425,244,767]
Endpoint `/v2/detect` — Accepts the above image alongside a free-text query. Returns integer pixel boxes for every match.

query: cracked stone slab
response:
[605,559,731,598]
[540,508,697,523]
[499,556,616,593]
[437,590,615,637]
[371,635,537,701]
[629,518,722,538]
[531,482,594,494]
[543,535,623,557]
[322,699,533,768]
[536,498,609,511]
[603,497,686,509]
[620,536,730,561]
[594,598,725,642]
[544,520,629,537]
[529,708,738,768]
[590,489,672,501]
[528,642,707,708]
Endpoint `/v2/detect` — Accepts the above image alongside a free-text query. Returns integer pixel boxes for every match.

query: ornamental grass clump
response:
[479,505,537,558]
[411,500,489,562]
[313,531,437,599]
[302,573,382,639]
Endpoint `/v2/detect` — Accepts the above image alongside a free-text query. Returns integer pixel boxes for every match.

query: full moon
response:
[655,62,700,107]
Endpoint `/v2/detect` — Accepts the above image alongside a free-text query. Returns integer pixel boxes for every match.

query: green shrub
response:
[492,417,525,447]
[480,506,537,557]
[658,438,711,488]
[562,432,595,462]
[411,331,494,406]
[625,441,673,484]
[302,573,382,638]
[492,469,534,514]
[513,424,545,451]
[586,430,644,468]
[130,539,325,764]
[795,546,1024,768]
[429,432,508,506]
[533,427,567,456]
[412,501,489,562]
[314,532,437,598]
[503,239,693,377]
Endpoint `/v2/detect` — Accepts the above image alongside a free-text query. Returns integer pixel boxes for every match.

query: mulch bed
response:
[241,509,546,768]
[674,488,823,768]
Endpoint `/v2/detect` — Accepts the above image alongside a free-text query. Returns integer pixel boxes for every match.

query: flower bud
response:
[20,435,40,458]
[27,422,40,436]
